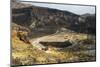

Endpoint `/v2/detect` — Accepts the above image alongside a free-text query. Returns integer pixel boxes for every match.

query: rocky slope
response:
[11,0,96,66]
[12,1,96,36]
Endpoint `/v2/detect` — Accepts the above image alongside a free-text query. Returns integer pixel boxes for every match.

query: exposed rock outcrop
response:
[12,0,96,35]
[12,0,33,27]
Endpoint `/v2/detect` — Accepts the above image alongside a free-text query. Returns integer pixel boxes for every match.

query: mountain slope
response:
[12,1,96,35]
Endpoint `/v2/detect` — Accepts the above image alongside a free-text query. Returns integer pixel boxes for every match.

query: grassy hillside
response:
[12,27,96,66]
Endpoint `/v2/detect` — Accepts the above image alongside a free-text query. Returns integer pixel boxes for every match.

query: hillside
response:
[12,1,96,35]
[11,0,96,66]
[12,23,96,65]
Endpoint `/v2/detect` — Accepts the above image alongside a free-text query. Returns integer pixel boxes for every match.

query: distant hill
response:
[12,0,96,35]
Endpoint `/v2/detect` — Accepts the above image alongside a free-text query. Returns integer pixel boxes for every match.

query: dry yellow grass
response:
[12,34,76,65]
[12,30,95,65]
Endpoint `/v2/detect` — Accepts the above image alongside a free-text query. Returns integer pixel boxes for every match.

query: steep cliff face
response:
[30,6,96,34]
[31,6,79,27]
[12,0,33,27]
[12,1,96,35]
[29,6,80,34]
[12,7,33,27]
